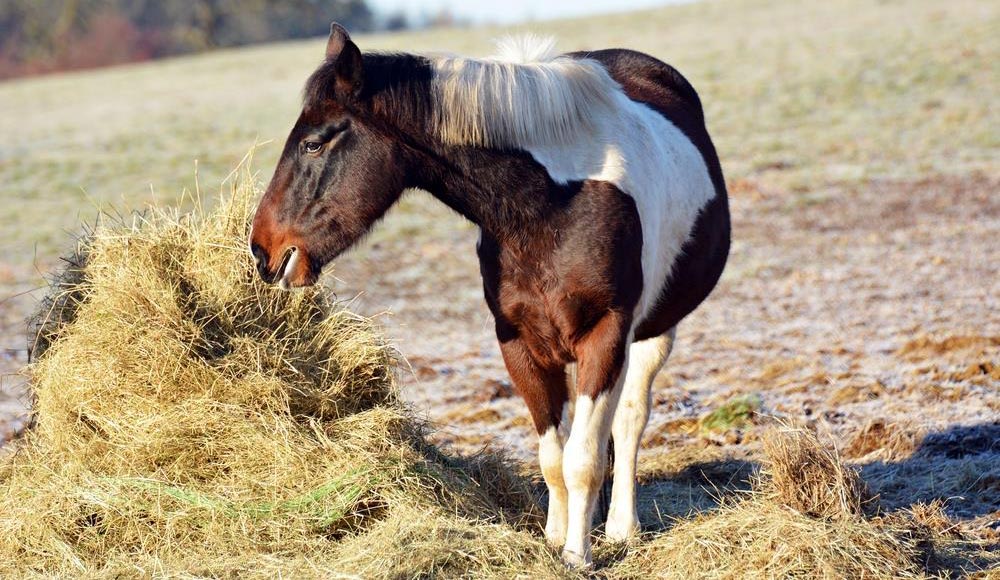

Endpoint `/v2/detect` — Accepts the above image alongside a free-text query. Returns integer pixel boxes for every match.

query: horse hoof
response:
[561,548,591,569]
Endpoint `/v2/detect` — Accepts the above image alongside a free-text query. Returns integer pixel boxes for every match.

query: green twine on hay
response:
[101,468,375,527]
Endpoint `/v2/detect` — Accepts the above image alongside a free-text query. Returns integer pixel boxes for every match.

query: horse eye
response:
[303,141,323,154]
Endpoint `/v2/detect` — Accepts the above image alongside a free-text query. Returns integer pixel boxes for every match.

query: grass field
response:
[0,0,998,575]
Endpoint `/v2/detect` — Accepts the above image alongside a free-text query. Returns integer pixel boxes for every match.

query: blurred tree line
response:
[0,0,373,79]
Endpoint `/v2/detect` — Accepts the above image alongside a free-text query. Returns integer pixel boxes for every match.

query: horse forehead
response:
[301,98,346,125]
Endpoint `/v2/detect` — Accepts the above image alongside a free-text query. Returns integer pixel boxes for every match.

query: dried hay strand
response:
[0,167,558,578]
[612,427,929,579]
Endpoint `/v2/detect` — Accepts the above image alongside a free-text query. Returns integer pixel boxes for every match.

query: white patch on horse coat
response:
[606,328,676,541]
[524,89,716,328]
[429,38,620,148]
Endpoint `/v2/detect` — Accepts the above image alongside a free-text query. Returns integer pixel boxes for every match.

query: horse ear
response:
[326,22,363,95]
[325,22,351,59]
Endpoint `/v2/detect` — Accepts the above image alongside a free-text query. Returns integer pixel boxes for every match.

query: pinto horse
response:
[250,23,730,566]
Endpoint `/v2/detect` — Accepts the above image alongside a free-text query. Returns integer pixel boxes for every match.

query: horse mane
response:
[429,35,621,148]
[304,36,621,150]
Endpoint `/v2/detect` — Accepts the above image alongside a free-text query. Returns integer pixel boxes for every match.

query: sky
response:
[368,0,681,25]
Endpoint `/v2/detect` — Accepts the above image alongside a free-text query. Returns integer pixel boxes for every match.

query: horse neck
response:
[399,134,568,245]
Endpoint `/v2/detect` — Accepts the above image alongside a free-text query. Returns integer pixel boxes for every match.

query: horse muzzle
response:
[250,243,317,289]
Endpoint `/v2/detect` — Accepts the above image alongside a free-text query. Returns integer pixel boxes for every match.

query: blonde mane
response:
[430,36,621,148]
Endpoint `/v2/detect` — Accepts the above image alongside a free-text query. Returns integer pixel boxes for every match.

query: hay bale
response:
[0,172,556,578]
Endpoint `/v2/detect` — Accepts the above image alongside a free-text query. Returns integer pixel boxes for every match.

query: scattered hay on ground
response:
[844,419,925,461]
[611,427,996,579]
[761,426,873,520]
[896,335,1000,361]
[612,497,925,579]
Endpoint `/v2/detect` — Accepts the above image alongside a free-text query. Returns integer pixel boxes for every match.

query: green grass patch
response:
[699,393,763,435]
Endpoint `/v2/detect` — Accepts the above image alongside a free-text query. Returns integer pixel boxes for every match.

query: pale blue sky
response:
[369,0,680,24]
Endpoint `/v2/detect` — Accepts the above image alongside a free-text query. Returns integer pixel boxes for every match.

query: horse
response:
[250,23,730,567]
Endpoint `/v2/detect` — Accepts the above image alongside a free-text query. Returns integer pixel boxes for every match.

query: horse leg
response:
[561,312,631,567]
[606,327,676,541]
[498,338,570,547]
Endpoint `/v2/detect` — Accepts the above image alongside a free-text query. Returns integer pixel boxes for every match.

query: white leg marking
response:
[539,426,568,547]
[606,328,676,541]
[561,351,629,567]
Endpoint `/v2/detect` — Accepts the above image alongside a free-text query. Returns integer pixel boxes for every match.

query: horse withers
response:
[249,23,730,567]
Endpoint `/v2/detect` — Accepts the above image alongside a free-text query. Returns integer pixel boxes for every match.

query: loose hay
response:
[611,499,925,579]
[761,426,873,520]
[844,419,926,462]
[612,428,934,580]
[0,171,558,579]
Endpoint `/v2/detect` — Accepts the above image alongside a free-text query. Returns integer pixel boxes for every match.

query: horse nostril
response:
[250,243,270,280]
